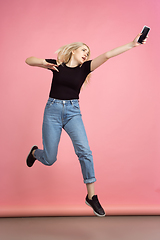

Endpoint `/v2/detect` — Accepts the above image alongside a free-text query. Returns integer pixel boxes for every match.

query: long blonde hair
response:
[55,42,91,86]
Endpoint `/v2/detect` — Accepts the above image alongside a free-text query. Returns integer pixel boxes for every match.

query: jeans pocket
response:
[72,101,80,110]
[45,98,55,109]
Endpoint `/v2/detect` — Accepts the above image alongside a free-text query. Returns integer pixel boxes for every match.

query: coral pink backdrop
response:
[0,0,160,216]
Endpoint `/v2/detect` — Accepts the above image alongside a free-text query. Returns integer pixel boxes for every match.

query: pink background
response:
[0,0,160,216]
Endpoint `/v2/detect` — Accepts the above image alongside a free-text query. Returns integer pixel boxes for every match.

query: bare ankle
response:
[86,182,95,200]
[88,194,94,200]
[32,150,36,158]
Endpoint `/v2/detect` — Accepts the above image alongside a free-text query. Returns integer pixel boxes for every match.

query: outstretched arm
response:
[25,57,59,72]
[91,33,147,71]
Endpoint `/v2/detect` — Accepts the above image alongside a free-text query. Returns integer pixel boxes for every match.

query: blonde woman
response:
[26,33,147,217]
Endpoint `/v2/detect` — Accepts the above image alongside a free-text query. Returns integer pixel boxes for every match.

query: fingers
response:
[133,33,141,44]
[142,40,147,44]
[53,66,59,72]
[135,33,142,41]
[47,63,59,72]
[142,37,148,44]
[137,33,142,38]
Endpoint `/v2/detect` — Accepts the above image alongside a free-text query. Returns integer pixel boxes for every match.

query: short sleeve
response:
[82,60,92,76]
[45,59,57,72]
[45,59,57,64]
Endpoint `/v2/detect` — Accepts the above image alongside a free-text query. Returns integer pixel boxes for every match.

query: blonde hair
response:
[55,42,91,86]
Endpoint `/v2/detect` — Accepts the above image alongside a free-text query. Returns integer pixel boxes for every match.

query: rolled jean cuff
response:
[84,178,96,184]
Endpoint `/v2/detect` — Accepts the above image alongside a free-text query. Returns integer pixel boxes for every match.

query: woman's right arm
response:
[25,57,59,71]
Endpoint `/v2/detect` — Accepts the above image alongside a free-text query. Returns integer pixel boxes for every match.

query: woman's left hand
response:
[132,33,147,47]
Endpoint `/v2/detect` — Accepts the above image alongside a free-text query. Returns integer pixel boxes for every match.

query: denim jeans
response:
[34,98,96,184]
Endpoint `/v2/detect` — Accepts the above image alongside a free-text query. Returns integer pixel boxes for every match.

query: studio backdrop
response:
[0,0,160,216]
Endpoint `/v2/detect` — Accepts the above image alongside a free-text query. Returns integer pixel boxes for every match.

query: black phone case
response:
[138,26,150,44]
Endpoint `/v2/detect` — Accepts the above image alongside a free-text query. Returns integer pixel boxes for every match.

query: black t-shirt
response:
[45,59,92,100]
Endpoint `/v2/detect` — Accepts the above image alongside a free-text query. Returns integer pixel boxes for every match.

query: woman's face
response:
[73,45,90,64]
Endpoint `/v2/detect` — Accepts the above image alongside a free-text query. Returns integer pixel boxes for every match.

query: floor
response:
[0,216,160,240]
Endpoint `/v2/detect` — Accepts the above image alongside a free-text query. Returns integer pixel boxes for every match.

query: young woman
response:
[26,33,147,217]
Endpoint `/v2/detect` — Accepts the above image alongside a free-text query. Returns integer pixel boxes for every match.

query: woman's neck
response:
[66,57,79,68]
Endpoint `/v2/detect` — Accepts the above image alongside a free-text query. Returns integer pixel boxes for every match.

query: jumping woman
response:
[26,33,147,217]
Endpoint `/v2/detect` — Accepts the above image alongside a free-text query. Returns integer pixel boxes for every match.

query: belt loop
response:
[70,100,73,105]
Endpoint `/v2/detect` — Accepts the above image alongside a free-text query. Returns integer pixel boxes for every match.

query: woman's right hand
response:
[43,60,59,72]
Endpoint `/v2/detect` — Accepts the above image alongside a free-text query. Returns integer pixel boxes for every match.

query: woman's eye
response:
[82,49,89,56]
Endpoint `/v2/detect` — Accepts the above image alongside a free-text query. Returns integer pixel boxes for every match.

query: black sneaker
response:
[85,195,105,217]
[26,146,38,167]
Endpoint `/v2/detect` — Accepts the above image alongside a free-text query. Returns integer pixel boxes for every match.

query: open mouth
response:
[82,57,86,61]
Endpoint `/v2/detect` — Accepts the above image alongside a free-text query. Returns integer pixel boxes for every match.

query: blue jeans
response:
[34,98,96,184]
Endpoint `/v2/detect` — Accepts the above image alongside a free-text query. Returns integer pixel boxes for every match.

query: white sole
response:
[85,200,106,217]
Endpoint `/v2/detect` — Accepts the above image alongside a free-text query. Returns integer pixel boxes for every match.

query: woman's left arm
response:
[91,33,147,71]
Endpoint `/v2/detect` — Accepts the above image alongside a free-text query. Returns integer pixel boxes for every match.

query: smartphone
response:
[137,26,150,44]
